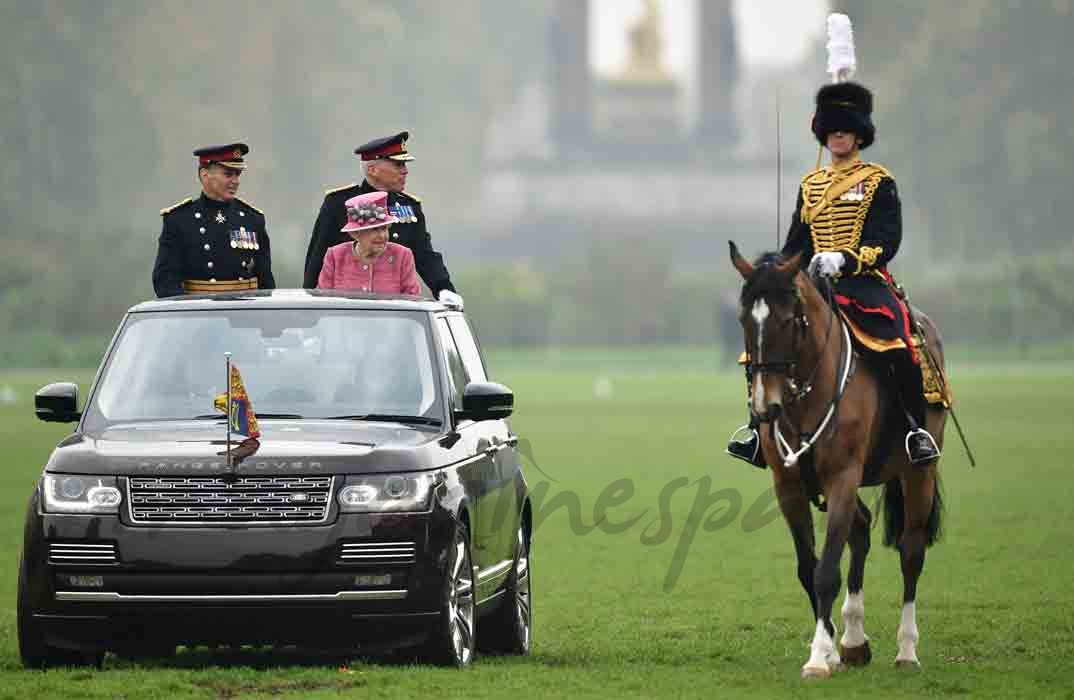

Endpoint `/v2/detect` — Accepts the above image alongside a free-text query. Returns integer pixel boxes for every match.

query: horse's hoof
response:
[840,641,872,666]
[894,658,922,672]
[801,665,831,680]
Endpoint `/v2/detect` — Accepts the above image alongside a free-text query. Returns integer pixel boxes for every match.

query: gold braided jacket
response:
[800,160,892,274]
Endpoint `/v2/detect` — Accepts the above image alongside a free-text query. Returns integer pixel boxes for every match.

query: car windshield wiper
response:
[188,413,304,420]
[325,414,442,427]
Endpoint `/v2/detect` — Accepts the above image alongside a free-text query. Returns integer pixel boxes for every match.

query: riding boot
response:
[727,363,767,468]
[893,358,940,465]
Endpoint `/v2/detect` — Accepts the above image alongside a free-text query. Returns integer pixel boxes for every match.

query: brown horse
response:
[729,242,945,680]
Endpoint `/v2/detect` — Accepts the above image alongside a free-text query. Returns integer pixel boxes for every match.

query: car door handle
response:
[484,444,503,457]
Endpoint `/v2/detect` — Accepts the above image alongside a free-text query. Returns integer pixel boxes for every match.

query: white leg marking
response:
[896,601,920,664]
[840,591,868,649]
[803,618,838,676]
[751,299,769,415]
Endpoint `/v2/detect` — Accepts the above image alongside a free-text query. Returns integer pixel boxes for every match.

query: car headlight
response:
[337,473,435,514]
[43,475,122,514]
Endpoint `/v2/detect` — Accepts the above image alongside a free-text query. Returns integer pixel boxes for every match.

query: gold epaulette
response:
[234,196,263,216]
[800,166,826,185]
[324,183,357,196]
[160,197,192,216]
[401,190,422,203]
[865,162,893,179]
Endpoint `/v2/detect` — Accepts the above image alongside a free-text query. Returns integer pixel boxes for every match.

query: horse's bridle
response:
[747,277,854,468]
[748,281,836,406]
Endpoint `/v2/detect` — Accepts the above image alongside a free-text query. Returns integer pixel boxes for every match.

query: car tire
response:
[479,524,532,656]
[18,557,104,669]
[424,521,476,667]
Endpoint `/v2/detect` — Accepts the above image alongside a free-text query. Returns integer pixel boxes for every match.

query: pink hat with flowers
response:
[340,191,398,233]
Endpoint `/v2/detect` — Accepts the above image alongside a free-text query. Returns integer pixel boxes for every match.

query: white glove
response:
[808,252,845,278]
[438,290,464,310]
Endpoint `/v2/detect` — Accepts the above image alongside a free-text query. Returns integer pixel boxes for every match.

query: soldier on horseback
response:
[727,81,942,468]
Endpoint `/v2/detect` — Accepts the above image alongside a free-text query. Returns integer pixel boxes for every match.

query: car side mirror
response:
[456,381,513,422]
[35,382,81,423]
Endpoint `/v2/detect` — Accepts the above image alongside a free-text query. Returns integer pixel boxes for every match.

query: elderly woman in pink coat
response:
[316,191,421,295]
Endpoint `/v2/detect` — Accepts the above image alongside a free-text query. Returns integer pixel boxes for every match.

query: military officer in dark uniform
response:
[152,143,275,297]
[302,132,461,306]
[727,81,941,468]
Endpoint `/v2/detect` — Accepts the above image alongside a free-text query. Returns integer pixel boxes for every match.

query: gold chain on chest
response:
[802,164,883,253]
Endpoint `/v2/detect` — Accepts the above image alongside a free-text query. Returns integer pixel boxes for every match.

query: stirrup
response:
[905,428,941,465]
[726,425,766,468]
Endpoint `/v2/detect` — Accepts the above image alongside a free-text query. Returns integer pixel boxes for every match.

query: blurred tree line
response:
[840,0,1074,260]
[2,1,1073,365]
[0,0,548,339]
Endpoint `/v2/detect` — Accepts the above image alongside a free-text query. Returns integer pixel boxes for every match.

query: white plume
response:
[826,13,856,83]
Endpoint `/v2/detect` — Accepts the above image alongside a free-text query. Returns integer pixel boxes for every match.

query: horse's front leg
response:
[802,471,860,680]
[773,474,817,618]
[839,496,873,666]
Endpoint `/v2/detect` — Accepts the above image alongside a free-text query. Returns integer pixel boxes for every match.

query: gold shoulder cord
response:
[234,197,263,216]
[324,183,357,196]
[160,197,192,216]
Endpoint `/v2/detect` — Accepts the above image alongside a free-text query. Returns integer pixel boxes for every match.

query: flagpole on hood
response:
[225,352,232,472]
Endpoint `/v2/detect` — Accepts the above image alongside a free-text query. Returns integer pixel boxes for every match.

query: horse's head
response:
[729,241,807,420]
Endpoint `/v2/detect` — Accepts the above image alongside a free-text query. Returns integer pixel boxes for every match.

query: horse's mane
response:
[740,251,798,307]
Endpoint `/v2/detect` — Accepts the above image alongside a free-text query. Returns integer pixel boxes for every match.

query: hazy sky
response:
[591,0,830,77]
[589,0,829,130]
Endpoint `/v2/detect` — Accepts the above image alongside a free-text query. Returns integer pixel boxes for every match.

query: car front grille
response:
[338,541,417,566]
[127,476,334,525]
[49,542,118,565]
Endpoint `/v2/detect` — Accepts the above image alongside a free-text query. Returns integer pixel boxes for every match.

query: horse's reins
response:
[753,277,854,468]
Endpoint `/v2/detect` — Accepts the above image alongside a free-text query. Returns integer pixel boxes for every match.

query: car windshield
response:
[82,308,442,430]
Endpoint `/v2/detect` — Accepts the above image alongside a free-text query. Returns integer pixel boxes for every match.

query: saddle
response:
[839,308,952,408]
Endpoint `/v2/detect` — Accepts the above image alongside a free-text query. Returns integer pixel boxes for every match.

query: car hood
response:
[45,421,465,476]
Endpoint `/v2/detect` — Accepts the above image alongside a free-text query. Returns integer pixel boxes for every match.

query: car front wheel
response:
[425,521,476,667]
[480,524,532,655]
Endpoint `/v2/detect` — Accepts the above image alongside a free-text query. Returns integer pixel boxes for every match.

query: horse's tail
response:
[882,477,944,548]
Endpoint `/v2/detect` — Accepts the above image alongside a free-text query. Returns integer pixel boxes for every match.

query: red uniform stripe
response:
[361,142,405,160]
[834,294,896,320]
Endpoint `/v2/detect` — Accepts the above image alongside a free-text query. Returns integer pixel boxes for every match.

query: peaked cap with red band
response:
[194,142,249,170]
[354,131,415,162]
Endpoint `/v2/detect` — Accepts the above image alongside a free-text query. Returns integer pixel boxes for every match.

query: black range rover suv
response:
[18,291,531,668]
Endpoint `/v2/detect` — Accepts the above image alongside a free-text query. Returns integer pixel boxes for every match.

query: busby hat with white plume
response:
[811,82,875,149]
[811,13,875,149]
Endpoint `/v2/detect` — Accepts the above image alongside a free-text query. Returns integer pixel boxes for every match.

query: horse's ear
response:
[776,251,804,278]
[729,241,753,279]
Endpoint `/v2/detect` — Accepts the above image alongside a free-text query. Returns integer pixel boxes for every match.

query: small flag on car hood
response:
[214,364,260,439]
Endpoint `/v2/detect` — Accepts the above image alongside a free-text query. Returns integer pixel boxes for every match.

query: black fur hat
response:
[811,82,875,149]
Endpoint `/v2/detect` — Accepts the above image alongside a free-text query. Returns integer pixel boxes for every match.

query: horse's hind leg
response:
[839,496,873,666]
[892,467,941,670]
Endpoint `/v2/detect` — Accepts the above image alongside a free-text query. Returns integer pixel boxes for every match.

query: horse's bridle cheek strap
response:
[746,297,809,383]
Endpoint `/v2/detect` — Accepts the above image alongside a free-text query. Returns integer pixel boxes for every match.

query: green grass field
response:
[1,351,1072,699]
